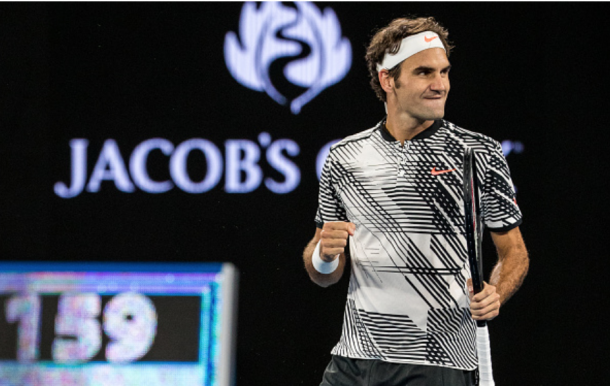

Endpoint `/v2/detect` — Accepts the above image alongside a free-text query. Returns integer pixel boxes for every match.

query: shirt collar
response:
[379,118,442,142]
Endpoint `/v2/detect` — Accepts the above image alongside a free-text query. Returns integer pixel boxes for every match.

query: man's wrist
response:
[312,240,339,274]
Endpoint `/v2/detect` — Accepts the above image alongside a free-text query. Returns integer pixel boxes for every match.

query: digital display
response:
[0,263,238,386]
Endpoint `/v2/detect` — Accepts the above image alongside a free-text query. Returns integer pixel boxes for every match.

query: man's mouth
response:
[423,93,445,99]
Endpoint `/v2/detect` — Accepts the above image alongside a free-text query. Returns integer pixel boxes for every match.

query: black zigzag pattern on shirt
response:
[426,308,477,369]
[333,299,383,359]
[339,306,428,363]
[482,141,521,228]
[360,310,427,362]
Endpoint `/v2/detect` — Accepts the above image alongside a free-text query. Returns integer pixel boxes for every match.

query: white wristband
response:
[312,240,339,274]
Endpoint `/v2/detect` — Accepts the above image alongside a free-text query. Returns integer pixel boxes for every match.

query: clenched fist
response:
[319,221,356,262]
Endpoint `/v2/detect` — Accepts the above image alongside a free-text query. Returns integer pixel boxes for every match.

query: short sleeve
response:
[480,141,523,231]
[314,152,347,229]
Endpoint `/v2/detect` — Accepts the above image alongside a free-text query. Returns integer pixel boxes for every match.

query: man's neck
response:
[385,113,435,145]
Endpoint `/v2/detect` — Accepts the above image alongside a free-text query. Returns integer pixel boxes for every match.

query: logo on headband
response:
[424,36,438,43]
[224,2,352,114]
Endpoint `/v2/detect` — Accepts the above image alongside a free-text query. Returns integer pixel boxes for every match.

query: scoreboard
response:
[0,262,238,386]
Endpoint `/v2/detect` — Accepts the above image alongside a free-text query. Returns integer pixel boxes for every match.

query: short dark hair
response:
[365,17,454,102]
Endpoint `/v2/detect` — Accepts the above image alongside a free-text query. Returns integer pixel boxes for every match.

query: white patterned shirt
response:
[314,119,522,370]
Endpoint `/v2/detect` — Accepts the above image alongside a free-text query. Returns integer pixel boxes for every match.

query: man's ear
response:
[378,69,394,94]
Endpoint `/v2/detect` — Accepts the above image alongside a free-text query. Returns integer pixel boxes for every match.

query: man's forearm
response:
[489,246,529,305]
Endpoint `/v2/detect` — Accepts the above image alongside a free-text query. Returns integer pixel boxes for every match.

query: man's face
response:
[390,47,451,121]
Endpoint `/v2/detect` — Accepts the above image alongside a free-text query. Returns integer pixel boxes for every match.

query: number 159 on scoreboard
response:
[2,292,160,363]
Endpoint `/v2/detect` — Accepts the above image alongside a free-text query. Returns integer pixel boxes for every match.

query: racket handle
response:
[476,325,495,386]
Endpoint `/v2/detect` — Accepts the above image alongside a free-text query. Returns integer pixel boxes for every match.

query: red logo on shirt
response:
[431,167,456,176]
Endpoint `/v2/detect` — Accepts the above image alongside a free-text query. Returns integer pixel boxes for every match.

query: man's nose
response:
[430,73,447,91]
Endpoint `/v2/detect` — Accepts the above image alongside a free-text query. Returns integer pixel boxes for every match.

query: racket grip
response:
[477,325,495,386]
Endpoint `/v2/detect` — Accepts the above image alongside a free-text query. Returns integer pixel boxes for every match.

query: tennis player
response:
[303,17,529,386]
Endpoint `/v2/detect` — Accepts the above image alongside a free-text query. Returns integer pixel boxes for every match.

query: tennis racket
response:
[463,147,495,386]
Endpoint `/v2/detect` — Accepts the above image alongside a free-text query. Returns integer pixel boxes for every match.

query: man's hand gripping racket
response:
[463,148,495,386]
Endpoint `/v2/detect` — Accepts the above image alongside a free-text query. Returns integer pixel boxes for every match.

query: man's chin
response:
[416,110,445,121]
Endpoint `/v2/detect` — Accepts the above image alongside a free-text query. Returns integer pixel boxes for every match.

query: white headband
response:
[376,31,446,72]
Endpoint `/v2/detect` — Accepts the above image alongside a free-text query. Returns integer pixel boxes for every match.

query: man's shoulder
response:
[441,120,501,153]
[330,121,383,152]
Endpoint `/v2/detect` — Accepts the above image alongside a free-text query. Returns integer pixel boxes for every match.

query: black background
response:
[0,3,608,385]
